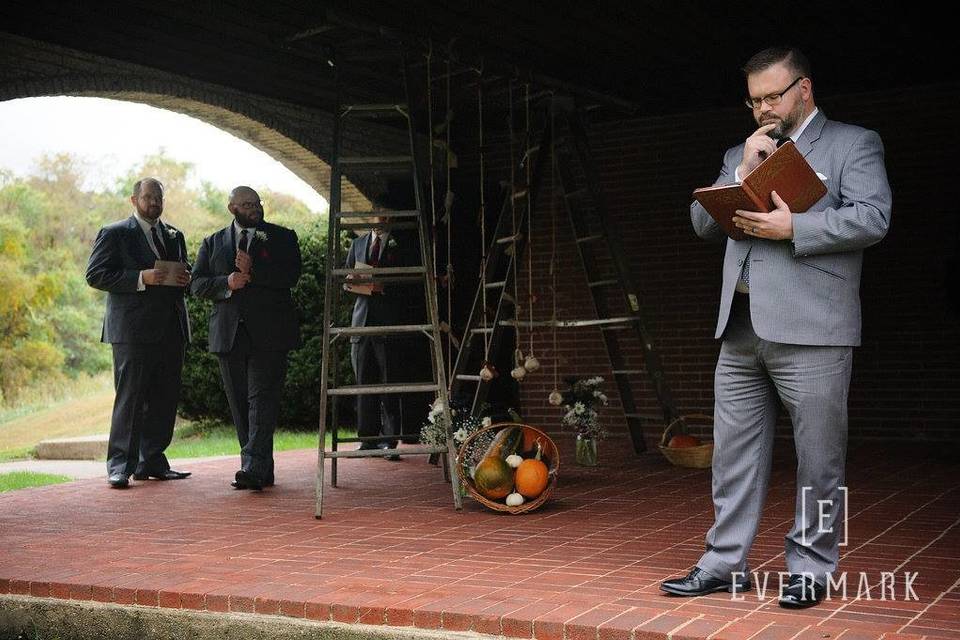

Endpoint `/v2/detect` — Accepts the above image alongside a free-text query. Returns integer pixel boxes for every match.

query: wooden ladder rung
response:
[588,279,619,288]
[326,445,445,459]
[329,324,434,337]
[327,383,440,396]
[339,155,412,165]
[576,234,604,244]
[335,210,420,219]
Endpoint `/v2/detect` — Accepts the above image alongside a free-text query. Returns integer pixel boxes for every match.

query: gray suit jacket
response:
[85,215,191,344]
[690,111,892,346]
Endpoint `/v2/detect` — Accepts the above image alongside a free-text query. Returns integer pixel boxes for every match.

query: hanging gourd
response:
[511,348,527,380]
[524,354,540,372]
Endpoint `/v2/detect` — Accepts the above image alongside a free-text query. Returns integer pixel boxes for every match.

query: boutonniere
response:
[165,226,179,239]
[254,230,268,242]
[386,237,398,250]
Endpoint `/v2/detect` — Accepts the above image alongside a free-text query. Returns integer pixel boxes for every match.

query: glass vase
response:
[575,434,599,467]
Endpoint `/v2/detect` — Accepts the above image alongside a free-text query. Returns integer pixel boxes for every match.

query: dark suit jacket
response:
[345,231,421,340]
[190,221,302,353]
[85,215,190,344]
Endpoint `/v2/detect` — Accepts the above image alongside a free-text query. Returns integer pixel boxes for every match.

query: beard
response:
[136,204,162,220]
[234,209,262,228]
[758,98,805,140]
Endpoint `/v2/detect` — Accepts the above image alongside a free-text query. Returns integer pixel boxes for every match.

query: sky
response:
[0,96,328,212]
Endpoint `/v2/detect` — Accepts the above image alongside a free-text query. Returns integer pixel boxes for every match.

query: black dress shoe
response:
[133,469,191,481]
[108,473,130,488]
[660,567,751,596]
[779,574,826,608]
[233,470,263,491]
[376,441,401,461]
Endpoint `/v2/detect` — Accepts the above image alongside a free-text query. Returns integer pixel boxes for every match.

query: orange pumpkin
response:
[515,458,549,498]
[521,428,540,453]
[668,434,702,448]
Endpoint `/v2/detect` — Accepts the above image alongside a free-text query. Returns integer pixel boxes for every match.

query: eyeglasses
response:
[744,77,804,110]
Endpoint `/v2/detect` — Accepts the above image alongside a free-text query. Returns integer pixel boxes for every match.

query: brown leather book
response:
[693,141,827,240]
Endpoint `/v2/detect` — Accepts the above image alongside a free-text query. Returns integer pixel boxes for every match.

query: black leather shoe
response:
[660,567,751,596]
[377,441,401,461]
[233,470,263,491]
[133,469,191,481]
[779,574,826,608]
[108,473,130,488]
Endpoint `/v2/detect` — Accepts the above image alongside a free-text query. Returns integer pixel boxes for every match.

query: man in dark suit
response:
[190,186,301,490]
[344,215,419,459]
[86,177,192,488]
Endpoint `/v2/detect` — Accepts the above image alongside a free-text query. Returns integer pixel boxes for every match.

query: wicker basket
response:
[456,423,559,514]
[658,413,714,469]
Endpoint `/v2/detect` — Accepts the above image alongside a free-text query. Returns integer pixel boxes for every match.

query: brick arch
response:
[0,73,372,211]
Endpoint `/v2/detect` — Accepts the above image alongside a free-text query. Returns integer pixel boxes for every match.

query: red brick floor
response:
[0,437,957,640]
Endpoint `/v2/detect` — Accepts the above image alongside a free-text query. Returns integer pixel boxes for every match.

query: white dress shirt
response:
[134,211,165,291]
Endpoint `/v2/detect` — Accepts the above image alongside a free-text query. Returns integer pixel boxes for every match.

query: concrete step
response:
[33,434,108,461]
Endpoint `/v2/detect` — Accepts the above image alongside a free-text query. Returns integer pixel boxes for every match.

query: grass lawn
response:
[0,471,73,493]
[0,373,113,461]
[0,375,355,462]
[166,422,354,459]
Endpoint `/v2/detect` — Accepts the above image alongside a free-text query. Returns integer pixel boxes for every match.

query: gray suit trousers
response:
[698,293,852,585]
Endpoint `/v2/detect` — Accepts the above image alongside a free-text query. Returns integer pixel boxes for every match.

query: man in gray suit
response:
[661,47,892,607]
[86,177,193,488]
[190,186,301,490]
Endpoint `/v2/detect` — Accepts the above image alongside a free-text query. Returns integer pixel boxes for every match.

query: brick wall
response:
[498,83,960,444]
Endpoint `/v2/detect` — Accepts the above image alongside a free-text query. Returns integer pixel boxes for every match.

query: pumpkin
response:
[515,442,549,498]
[473,456,514,499]
[505,492,525,507]
[668,434,702,448]
[521,428,540,453]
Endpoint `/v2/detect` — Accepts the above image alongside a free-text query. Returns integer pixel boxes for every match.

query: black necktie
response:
[239,229,249,253]
[777,137,790,148]
[368,235,381,267]
[150,226,168,260]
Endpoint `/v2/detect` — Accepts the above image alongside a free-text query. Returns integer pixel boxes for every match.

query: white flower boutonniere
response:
[254,230,268,242]
[165,227,179,239]
[386,237,398,250]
